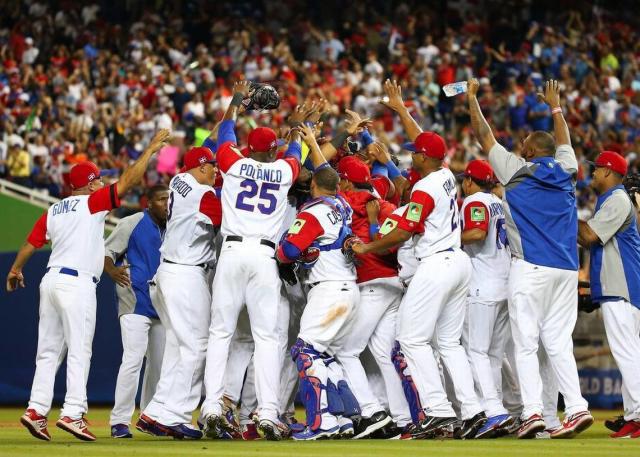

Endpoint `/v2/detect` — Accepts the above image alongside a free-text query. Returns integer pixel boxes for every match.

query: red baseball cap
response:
[337,156,371,184]
[402,131,447,160]
[248,127,279,153]
[69,161,103,189]
[459,159,495,183]
[593,151,628,176]
[181,146,216,172]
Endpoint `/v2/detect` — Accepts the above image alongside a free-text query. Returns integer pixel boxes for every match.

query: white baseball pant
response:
[279,281,306,420]
[462,298,510,417]
[397,249,482,420]
[502,338,523,417]
[110,314,165,426]
[340,276,411,425]
[28,271,96,419]
[601,299,640,421]
[143,263,210,426]
[508,258,588,419]
[202,240,285,422]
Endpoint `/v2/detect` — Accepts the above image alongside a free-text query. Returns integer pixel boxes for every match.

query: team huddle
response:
[7,77,640,442]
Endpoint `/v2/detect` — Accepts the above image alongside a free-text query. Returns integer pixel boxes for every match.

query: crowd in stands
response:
[1,0,639,222]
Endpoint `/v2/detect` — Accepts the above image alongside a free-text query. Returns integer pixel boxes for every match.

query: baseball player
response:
[457,160,513,438]
[335,154,413,439]
[200,81,302,440]
[9,129,171,441]
[467,78,592,439]
[104,185,169,438]
[136,145,220,440]
[578,151,640,438]
[277,157,361,440]
[353,130,487,440]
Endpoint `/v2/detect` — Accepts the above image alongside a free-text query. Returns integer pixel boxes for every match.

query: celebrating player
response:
[467,78,592,438]
[352,127,486,440]
[200,80,302,440]
[458,160,513,438]
[277,126,360,440]
[578,151,640,438]
[104,185,169,438]
[136,146,220,440]
[8,129,171,441]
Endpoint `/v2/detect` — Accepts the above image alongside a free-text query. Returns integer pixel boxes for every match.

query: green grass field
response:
[0,408,637,457]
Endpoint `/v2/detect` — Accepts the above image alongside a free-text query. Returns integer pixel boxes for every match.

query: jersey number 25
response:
[235,179,280,215]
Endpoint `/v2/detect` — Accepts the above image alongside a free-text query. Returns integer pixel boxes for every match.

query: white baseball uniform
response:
[142,172,220,426]
[281,195,359,430]
[201,140,300,422]
[395,168,482,420]
[460,191,511,418]
[104,211,166,427]
[25,184,121,419]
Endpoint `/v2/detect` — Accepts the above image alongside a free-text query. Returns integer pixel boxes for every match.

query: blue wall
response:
[0,251,122,405]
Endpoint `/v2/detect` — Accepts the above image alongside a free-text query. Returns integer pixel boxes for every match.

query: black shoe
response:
[605,415,626,433]
[412,416,458,439]
[370,421,401,439]
[353,411,392,439]
[455,412,487,440]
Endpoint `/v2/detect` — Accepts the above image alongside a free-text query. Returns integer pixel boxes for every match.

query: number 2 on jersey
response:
[235,179,280,215]
[167,191,175,221]
[450,198,458,232]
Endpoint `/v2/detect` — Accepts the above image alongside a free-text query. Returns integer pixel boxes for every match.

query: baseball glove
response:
[242,83,280,111]
[298,246,320,269]
[341,234,362,265]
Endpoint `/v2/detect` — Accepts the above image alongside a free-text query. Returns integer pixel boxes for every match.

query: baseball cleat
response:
[282,415,305,434]
[163,423,203,440]
[455,412,487,440]
[241,423,261,440]
[535,425,562,439]
[111,423,132,438]
[353,411,392,439]
[475,414,513,439]
[516,414,546,439]
[411,415,458,439]
[135,414,168,437]
[56,416,96,441]
[550,411,593,439]
[337,417,354,439]
[292,425,340,440]
[605,415,627,433]
[20,409,51,441]
[258,418,284,441]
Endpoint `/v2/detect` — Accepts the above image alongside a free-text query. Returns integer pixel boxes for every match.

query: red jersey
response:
[340,190,398,283]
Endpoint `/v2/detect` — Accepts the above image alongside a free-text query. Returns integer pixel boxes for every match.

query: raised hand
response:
[344,109,372,135]
[367,141,391,164]
[233,80,252,97]
[299,123,319,146]
[467,78,480,98]
[147,129,171,154]
[380,79,406,112]
[537,79,561,109]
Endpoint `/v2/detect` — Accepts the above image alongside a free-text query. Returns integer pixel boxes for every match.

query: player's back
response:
[300,197,356,284]
[161,173,217,265]
[461,192,510,300]
[221,156,295,242]
[411,168,461,259]
[46,188,114,278]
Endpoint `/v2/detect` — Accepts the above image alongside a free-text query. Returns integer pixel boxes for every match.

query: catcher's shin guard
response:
[391,341,426,423]
[291,339,327,430]
[324,355,361,418]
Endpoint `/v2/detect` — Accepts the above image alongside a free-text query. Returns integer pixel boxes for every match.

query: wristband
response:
[314,162,331,172]
[230,92,245,107]
[551,107,563,115]
[330,130,350,150]
[386,160,402,180]
[369,223,380,239]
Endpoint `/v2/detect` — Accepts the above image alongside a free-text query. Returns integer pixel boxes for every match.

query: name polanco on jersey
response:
[238,163,283,183]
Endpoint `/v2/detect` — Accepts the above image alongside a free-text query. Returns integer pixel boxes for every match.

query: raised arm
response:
[539,79,570,146]
[117,129,170,197]
[380,79,422,141]
[217,80,252,146]
[299,124,327,169]
[318,109,371,163]
[467,78,496,153]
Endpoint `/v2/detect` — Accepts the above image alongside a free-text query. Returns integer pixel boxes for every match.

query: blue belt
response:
[46,267,98,284]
